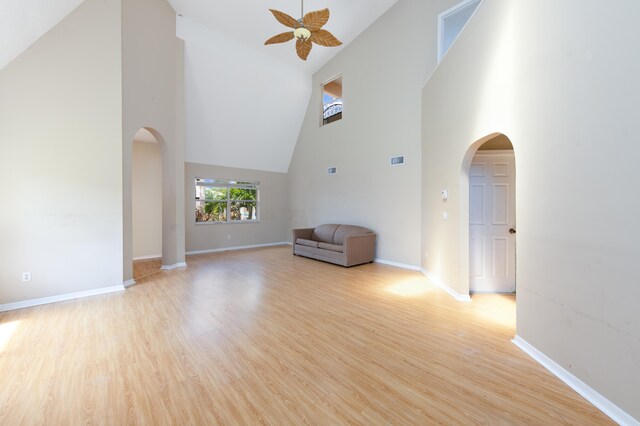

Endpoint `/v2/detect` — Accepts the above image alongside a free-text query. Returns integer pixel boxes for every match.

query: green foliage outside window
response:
[195,180,258,223]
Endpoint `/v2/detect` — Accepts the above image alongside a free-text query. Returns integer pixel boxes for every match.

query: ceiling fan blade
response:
[265,32,295,45]
[269,9,300,29]
[296,39,312,61]
[302,8,330,32]
[311,29,342,47]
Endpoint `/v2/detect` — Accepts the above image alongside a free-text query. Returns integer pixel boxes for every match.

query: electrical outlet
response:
[22,272,31,282]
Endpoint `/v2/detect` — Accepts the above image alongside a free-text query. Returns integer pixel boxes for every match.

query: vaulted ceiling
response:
[168,0,399,74]
[1,0,84,70]
[173,0,399,172]
[2,0,399,172]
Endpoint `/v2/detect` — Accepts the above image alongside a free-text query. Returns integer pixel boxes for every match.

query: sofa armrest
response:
[343,233,377,266]
[292,228,315,251]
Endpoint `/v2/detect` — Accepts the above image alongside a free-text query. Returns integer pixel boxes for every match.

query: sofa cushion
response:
[296,238,319,248]
[311,224,339,243]
[333,225,372,245]
[318,242,344,253]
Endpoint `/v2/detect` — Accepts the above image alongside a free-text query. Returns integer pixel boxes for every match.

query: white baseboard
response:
[186,242,289,256]
[374,258,421,271]
[133,254,162,261]
[161,262,187,270]
[123,279,136,287]
[421,268,471,302]
[512,336,639,426]
[0,285,125,313]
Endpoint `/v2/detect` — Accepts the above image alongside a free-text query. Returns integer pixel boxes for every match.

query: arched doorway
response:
[123,124,185,286]
[460,133,516,295]
[131,128,163,281]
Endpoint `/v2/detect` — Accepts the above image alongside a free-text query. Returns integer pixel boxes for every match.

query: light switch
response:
[441,189,448,200]
[442,211,448,220]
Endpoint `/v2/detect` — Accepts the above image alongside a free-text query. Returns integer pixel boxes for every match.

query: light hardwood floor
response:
[0,246,612,425]
[133,258,162,281]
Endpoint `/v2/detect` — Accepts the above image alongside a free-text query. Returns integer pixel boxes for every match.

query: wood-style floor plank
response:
[0,246,613,425]
[133,258,162,281]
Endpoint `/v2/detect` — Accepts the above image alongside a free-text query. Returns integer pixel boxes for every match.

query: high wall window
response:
[322,75,342,126]
[438,0,481,63]
[195,178,258,223]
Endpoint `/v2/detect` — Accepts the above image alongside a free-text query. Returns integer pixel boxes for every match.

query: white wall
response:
[288,0,457,266]
[178,16,310,173]
[132,140,163,259]
[185,162,289,252]
[422,0,640,420]
[0,0,123,303]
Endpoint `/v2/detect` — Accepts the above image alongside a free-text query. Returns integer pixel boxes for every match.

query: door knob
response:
[509,228,516,234]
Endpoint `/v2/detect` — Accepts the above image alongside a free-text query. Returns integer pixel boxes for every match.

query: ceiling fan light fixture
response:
[294,27,311,41]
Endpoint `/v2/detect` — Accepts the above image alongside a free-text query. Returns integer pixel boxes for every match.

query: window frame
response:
[194,178,260,225]
[321,74,343,127]
[437,0,482,63]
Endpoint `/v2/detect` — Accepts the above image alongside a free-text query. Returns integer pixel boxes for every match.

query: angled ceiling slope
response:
[168,0,400,73]
[0,0,85,71]
[178,16,312,173]
[174,0,399,173]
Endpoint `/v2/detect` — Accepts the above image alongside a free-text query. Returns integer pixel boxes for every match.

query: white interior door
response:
[469,151,516,292]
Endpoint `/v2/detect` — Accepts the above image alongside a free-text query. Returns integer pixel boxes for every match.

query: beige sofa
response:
[292,224,377,267]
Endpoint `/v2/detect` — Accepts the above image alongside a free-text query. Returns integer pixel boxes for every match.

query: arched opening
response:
[130,127,163,282]
[460,132,516,296]
[124,125,185,286]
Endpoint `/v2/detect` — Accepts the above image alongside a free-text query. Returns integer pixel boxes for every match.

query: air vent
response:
[390,155,405,166]
[327,166,337,175]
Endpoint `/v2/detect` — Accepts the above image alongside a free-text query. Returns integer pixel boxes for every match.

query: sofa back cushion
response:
[312,224,339,243]
[333,225,373,245]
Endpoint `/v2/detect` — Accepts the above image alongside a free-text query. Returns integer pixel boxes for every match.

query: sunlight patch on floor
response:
[385,277,433,297]
[470,294,516,329]
[0,320,19,352]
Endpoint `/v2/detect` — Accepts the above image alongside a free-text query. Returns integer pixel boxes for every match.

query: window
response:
[195,178,258,223]
[322,75,342,126]
[437,0,481,63]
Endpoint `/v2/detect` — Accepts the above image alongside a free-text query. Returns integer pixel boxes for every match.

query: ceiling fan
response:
[264,0,342,61]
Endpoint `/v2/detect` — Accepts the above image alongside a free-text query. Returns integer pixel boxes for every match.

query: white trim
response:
[470,290,515,295]
[186,242,289,256]
[421,268,472,302]
[195,220,259,226]
[437,0,482,63]
[132,254,162,261]
[512,336,639,426]
[123,279,136,287]
[0,285,125,313]
[161,262,187,270]
[374,258,421,271]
